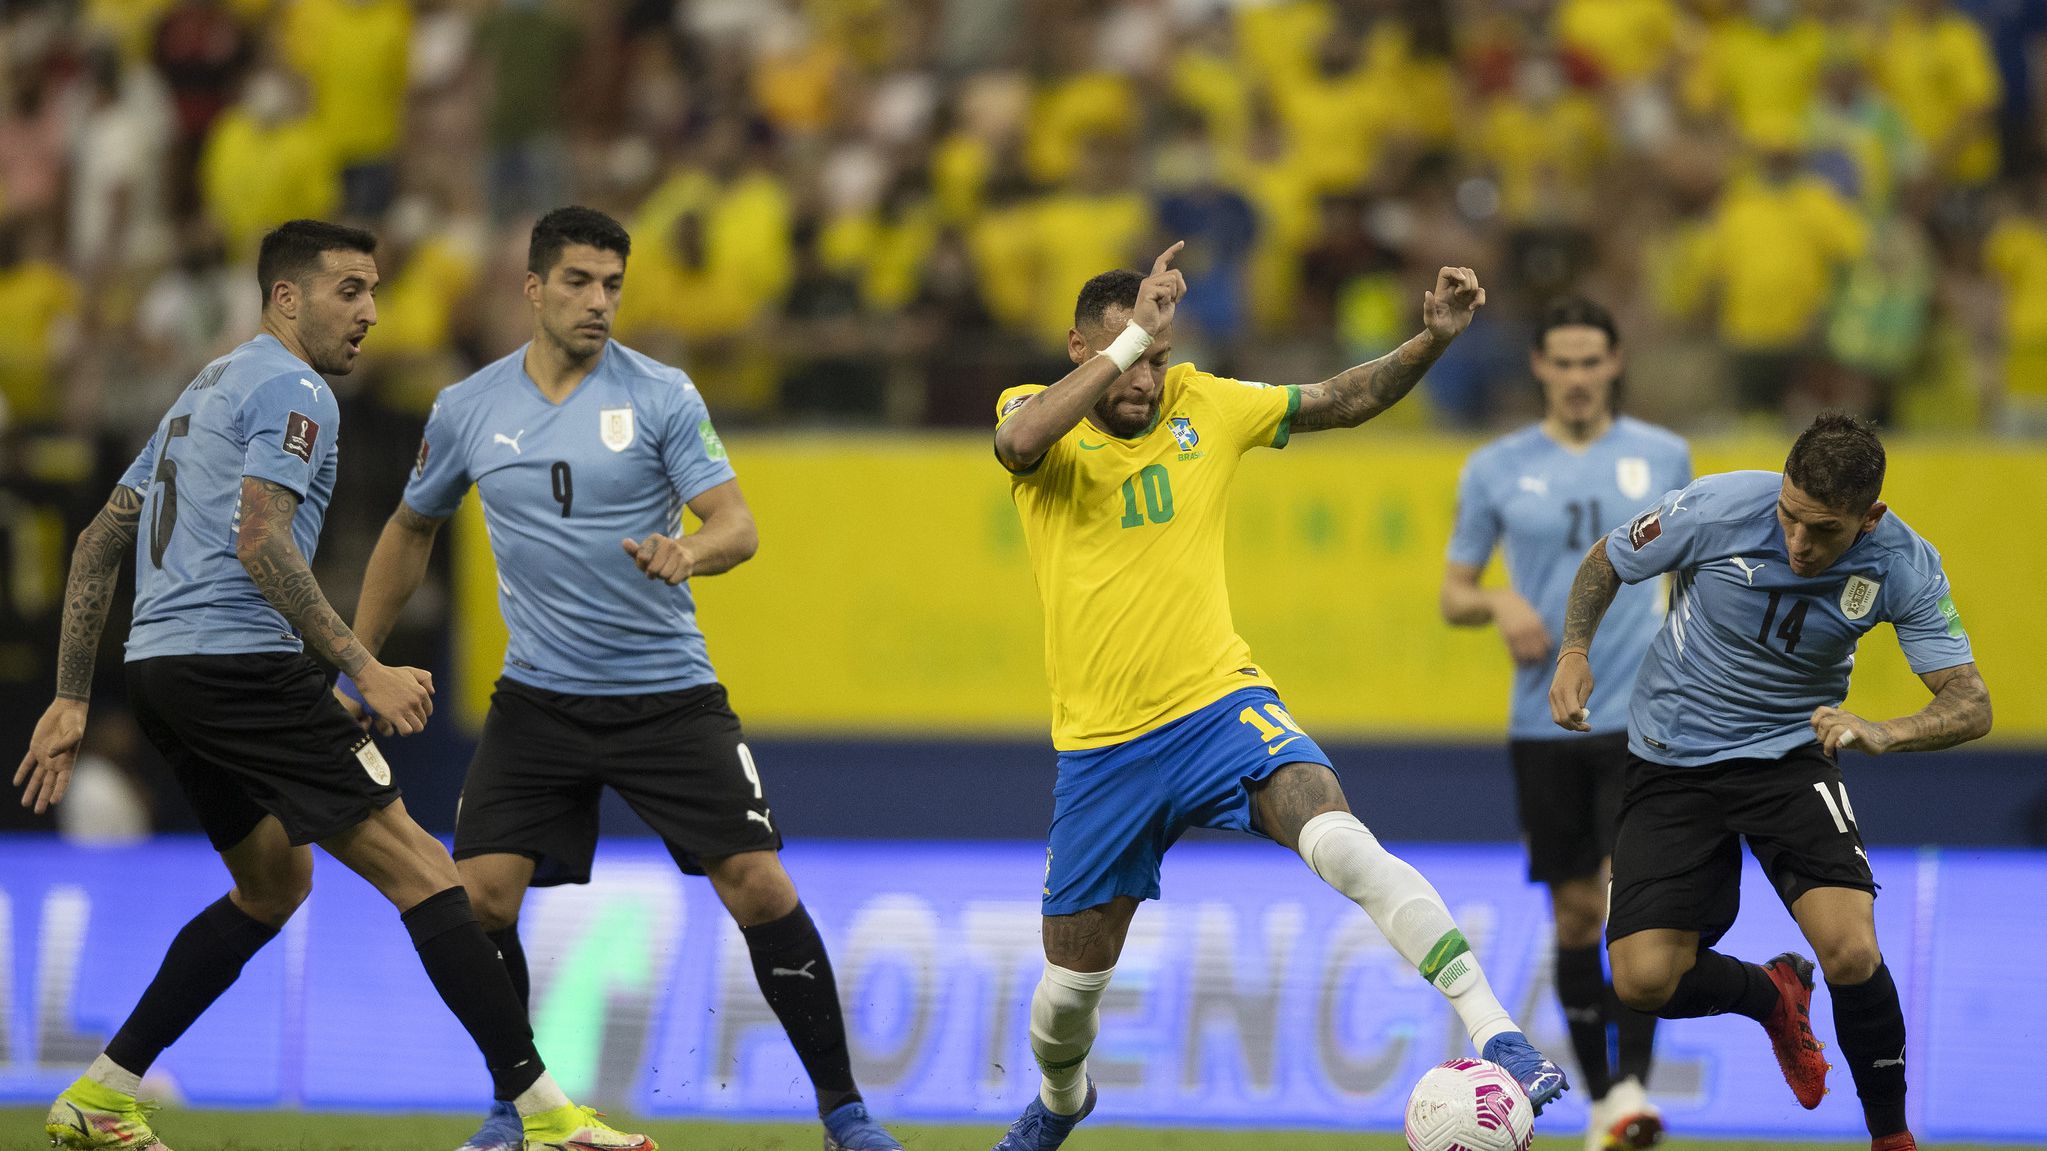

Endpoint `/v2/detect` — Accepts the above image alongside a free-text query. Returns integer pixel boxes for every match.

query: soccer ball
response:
[1403,1058,1535,1151]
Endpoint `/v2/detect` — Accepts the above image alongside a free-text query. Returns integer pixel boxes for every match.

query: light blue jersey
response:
[1606,470,1973,767]
[1449,417,1691,740]
[405,341,736,695]
[121,334,340,661]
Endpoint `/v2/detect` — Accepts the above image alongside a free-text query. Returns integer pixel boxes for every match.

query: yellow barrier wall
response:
[454,435,2047,741]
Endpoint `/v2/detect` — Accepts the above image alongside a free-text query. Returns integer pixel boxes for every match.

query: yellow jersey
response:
[998,364,1299,750]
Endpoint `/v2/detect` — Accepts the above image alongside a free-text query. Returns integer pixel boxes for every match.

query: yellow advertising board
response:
[454,434,2046,742]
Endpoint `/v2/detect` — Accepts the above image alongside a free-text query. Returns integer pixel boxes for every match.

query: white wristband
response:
[1102,320,1154,373]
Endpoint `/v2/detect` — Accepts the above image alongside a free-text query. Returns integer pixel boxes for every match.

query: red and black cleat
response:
[1870,1133,1918,1151]
[1761,952,1831,1110]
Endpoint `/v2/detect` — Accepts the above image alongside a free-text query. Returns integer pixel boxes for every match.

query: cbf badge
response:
[1840,575,1881,621]
[1616,457,1651,500]
[600,405,635,452]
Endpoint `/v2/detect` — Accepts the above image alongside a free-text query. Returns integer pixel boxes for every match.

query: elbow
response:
[733,521,760,565]
[1974,693,1994,742]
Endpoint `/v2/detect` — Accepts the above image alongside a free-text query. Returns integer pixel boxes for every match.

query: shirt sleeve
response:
[238,371,339,498]
[994,384,1050,476]
[1445,458,1500,568]
[1888,553,1975,674]
[661,381,738,505]
[1200,371,1300,453]
[1604,479,1720,584]
[117,430,159,493]
[401,397,472,518]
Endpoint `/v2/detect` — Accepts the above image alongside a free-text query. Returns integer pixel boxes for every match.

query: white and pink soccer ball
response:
[1403,1057,1535,1151]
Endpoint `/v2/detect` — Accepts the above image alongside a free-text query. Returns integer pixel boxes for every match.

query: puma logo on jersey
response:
[1729,556,1767,584]
[299,377,326,401]
[771,960,818,980]
[1517,475,1548,496]
[494,430,526,454]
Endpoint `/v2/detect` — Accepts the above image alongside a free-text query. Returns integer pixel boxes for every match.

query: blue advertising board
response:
[2,838,2043,1142]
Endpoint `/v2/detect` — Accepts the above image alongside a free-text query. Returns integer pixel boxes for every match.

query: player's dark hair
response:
[255,219,377,305]
[529,205,631,277]
[1074,269,1143,333]
[1784,412,1886,511]
[1531,296,1619,352]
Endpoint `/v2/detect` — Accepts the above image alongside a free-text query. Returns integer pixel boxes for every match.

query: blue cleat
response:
[991,1081,1096,1151]
[824,1100,904,1151]
[454,1100,523,1151]
[1483,1030,1569,1116]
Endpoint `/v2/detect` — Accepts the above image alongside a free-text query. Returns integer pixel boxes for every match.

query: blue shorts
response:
[1042,686,1334,916]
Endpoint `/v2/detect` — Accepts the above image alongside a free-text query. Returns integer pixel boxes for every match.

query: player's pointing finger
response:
[1150,241,1185,276]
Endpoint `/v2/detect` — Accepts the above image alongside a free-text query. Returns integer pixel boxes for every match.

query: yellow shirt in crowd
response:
[1554,0,1682,83]
[1685,16,1829,148]
[1875,7,2001,185]
[0,259,79,424]
[199,107,340,260]
[280,0,411,166]
[1704,172,1867,349]
[1985,217,2047,399]
[997,364,1298,750]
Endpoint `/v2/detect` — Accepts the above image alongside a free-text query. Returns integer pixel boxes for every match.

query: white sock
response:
[512,1072,572,1119]
[1297,811,1517,1051]
[85,1053,142,1098]
[1030,962,1112,1115]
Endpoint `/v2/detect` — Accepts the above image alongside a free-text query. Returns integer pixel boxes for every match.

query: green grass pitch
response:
[6,1109,2041,1151]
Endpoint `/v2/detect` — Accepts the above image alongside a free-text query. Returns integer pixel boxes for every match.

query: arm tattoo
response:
[1877,664,1992,753]
[1560,539,1622,653]
[1292,330,1446,431]
[237,477,371,676]
[54,486,144,702]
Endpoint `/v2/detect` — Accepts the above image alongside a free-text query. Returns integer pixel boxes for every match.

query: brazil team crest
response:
[600,405,635,452]
[1170,417,1199,451]
[1840,575,1880,620]
[1617,457,1651,500]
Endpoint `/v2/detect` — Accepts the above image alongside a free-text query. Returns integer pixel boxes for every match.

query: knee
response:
[1816,936,1882,985]
[233,867,312,928]
[1550,887,1607,950]
[465,881,525,935]
[1610,957,1679,1013]
[711,852,798,927]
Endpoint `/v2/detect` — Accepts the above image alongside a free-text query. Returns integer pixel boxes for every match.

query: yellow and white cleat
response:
[45,1076,169,1149]
[520,1104,657,1151]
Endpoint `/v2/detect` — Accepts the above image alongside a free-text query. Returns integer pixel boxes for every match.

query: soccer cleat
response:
[1481,1031,1569,1115]
[44,1076,169,1149]
[1761,951,1830,1109]
[990,1080,1096,1151]
[823,1100,904,1151]
[456,1101,524,1151]
[520,1104,656,1151]
[1597,1076,1664,1149]
[1870,1134,1917,1151]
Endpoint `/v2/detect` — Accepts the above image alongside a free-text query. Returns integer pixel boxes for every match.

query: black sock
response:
[1611,982,1660,1086]
[402,887,544,1101]
[1554,945,1613,1099]
[1828,962,1908,1138]
[105,895,280,1075]
[742,903,859,1116]
[489,925,531,1011]
[1660,949,1780,1021]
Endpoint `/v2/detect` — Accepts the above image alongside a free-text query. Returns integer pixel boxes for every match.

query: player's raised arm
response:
[238,477,435,734]
[624,477,758,585]
[994,241,1186,472]
[1291,266,1485,432]
[1548,538,1622,732]
[12,484,144,812]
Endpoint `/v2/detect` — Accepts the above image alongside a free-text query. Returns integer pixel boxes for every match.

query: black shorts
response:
[453,678,781,886]
[1607,744,1877,948]
[1508,732,1627,884]
[128,652,402,851]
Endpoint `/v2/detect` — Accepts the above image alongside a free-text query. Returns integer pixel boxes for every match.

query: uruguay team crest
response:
[1840,575,1881,620]
[1617,457,1651,500]
[1170,417,1199,451]
[600,405,635,452]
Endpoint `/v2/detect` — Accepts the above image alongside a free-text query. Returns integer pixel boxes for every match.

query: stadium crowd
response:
[1,0,2044,832]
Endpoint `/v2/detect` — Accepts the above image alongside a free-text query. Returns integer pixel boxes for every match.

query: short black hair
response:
[1074,269,1143,332]
[1532,296,1620,352]
[256,219,377,305]
[529,206,631,277]
[1785,412,1886,511]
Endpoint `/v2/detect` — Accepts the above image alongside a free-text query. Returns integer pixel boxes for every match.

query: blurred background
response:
[1,0,2046,1142]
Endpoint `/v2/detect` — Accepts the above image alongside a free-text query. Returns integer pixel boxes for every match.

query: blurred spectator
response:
[1475,51,1611,226]
[0,222,81,428]
[1805,46,1923,212]
[152,0,252,216]
[1151,122,1258,352]
[0,60,68,225]
[782,219,887,419]
[1875,0,2003,188]
[281,0,413,216]
[478,0,582,221]
[1984,187,2047,433]
[68,44,174,279]
[199,67,339,261]
[1552,0,1681,87]
[1683,0,1828,150]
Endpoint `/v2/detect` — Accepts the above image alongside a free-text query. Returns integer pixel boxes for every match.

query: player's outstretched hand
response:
[1494,591,1553,666]
[1131,241,1187,338]
[14,699,86,814]
[1812,705,1887,756]
[356,662,434,736]
[1549,652,1594,732]
[623,534,694,585]
[1422,267,1485,342]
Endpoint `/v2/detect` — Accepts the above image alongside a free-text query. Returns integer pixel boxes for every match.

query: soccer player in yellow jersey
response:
[986,245,1568,1151]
